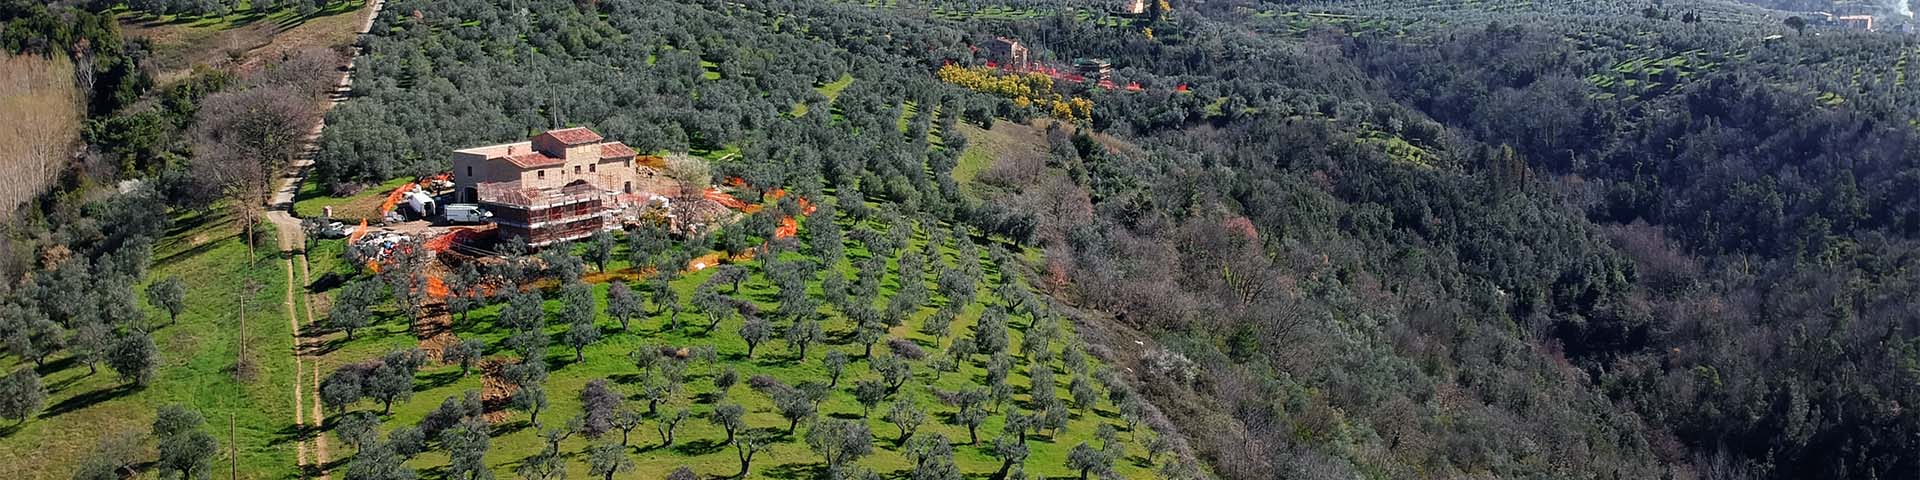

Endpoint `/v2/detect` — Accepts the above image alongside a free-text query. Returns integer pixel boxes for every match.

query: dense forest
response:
[995,0,1920,478]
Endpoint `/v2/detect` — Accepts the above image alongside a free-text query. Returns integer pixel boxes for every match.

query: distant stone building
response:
[1837,14,1875,31]
[1122,0,1145,15]
[450,127,642,246]
[1072,58,1112,82]
[981,36,1030,70]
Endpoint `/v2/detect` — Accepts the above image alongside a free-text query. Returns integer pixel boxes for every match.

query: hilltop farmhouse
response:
[450,127,645,246]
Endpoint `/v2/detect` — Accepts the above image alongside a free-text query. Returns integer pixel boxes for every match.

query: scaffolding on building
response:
[477,181,613,247]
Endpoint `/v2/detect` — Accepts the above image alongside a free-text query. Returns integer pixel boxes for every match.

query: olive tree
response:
[0,368,46,424]
[146,275,187,325]
[886,400,926,445]
[806,418,873,477]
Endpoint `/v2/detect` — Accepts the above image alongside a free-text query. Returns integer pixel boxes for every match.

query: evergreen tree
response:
[146,275,187,325]
[443,339,485,377]
[0,368,46,424]
[887,400,926,445]
[607,281,640,332]
[152,405,217,480]
[711,402,746,444]
[442,418,492,480]
[739,316,771,358]
[107,330,158,387]
[806,418,873,477]
[823,350,848,387]
[586,442,635,480]
[785,318,822,360]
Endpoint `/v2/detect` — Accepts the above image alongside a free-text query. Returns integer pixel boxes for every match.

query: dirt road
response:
[262,1,385,477]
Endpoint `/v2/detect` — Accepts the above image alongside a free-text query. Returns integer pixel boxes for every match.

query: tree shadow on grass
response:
[417,370,464,390]
[42,366,95,396]
[269,422,309,448]
[549,353,582,371]
[41,383,138,418]
[32,356,78,378]
[319,455,352,473]
[826,411,863,421]
[671,437,729,456]
[693,391,727,404]
[1128,454,1154,469]
[761,461,828,480]
[306,335,351,357]
[490,420,532,437]
[153,231,238,270]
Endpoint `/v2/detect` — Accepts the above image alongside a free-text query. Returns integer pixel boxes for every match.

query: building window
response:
[538,170,546,180]
[574,165,582,175]
[589,164,596,173]
[466,166,473,177]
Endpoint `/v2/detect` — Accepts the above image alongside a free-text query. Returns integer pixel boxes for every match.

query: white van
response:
[444,204,492,224]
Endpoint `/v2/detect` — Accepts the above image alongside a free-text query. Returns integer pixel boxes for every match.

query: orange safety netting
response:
[763,189,817,215]
[346,219,370,244]
[378,182,416,216]
[705,180,818,240]
[703,187,754,211]
[426,276,449,298]
[424,227,483,252]
[775,216,798,239]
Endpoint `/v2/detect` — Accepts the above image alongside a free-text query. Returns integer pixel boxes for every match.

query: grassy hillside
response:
[0,53,80,217]
[293,176,412,221]
[303,205,1163,478]
[0,212,296,480]
[120,0,370,85]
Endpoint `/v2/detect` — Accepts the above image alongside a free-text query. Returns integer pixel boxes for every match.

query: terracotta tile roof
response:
[541,127,604,145]
[505,152,564,169]
[598,142,637,159]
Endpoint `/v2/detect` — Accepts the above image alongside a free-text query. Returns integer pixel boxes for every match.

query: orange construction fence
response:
[424,227,485,253]
[775,217,798,239]
[704,187,755,211]
[346,219,370,244]
[378,182,417,217]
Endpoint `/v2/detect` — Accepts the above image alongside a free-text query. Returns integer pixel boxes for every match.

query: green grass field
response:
[292,176,412,221]
[304,205,1161,478]
[0,211,298,480]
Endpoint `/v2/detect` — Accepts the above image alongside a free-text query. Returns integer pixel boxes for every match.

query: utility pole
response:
[229,412,237,480]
